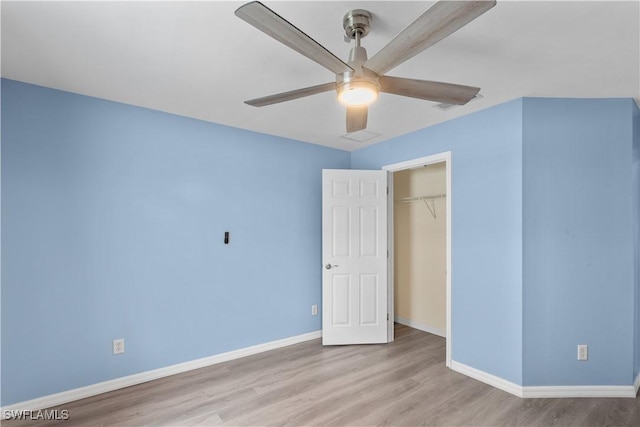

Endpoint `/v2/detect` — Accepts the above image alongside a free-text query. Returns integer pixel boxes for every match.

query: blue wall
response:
[522,98,635,386]
[3,81,638,406]
[634,101,640,382]
[352,99,524,385]
[1,79,350,405]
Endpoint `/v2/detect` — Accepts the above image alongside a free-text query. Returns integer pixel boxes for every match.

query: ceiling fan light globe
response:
[338,84,378,107]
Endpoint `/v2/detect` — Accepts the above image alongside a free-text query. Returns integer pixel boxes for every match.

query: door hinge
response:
[387,249,389,258]
[387,313,389,321]
[387,187,389,195]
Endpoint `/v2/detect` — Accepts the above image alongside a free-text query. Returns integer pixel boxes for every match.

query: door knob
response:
[325,263,338,270]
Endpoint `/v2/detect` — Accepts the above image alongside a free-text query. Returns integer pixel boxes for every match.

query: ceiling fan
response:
[235,1,496,133]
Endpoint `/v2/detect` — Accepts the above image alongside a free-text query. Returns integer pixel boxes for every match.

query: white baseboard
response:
[450,360,524,397]
[522,385,637,398]
[394,316,445,338]
[450,360,637,399]
[1,330,322,417]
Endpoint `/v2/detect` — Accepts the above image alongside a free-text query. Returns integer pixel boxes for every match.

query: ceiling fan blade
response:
[346,106,368,133]
[245,82,336,107]
[379,76,480,105]
[366,1,496,75]
[235,2,353,75]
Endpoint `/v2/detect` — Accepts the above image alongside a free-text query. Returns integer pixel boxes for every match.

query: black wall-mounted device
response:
[224,231,230,244]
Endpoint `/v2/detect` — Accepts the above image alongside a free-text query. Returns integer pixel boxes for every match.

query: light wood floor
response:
[5,324,640,426]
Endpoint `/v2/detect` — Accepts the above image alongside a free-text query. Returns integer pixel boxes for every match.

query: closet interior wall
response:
[393,162,447,336]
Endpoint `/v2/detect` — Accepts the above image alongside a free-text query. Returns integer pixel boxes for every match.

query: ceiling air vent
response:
[340,130,381,143]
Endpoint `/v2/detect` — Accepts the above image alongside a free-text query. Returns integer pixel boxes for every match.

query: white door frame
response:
[383,151,452,367]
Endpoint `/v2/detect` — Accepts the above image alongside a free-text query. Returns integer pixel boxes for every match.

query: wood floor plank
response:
[582,397,637,427]
[3,324,639,426]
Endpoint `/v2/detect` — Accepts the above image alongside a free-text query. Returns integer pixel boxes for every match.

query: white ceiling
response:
[2,1,639,151]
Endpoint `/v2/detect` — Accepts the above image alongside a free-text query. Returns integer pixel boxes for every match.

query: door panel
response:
[332,207,351,257]
[359,274,378,325]
[322,169,388,345]
[332,275,351,326]
[360,207,378,257]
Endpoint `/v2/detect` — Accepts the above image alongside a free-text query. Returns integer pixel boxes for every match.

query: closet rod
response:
[398,193,446,203]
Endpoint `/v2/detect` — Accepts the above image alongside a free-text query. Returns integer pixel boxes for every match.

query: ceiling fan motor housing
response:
[336,41,380,98]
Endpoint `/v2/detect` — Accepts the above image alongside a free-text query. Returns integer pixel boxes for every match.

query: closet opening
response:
[384,153,451,366]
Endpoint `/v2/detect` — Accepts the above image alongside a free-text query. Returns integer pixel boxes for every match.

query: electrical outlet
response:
[113,338,125,355]
[577,344,588,361]
[311,304,318,316]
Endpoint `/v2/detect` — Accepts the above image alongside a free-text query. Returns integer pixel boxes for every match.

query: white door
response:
[322,169,388,345]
